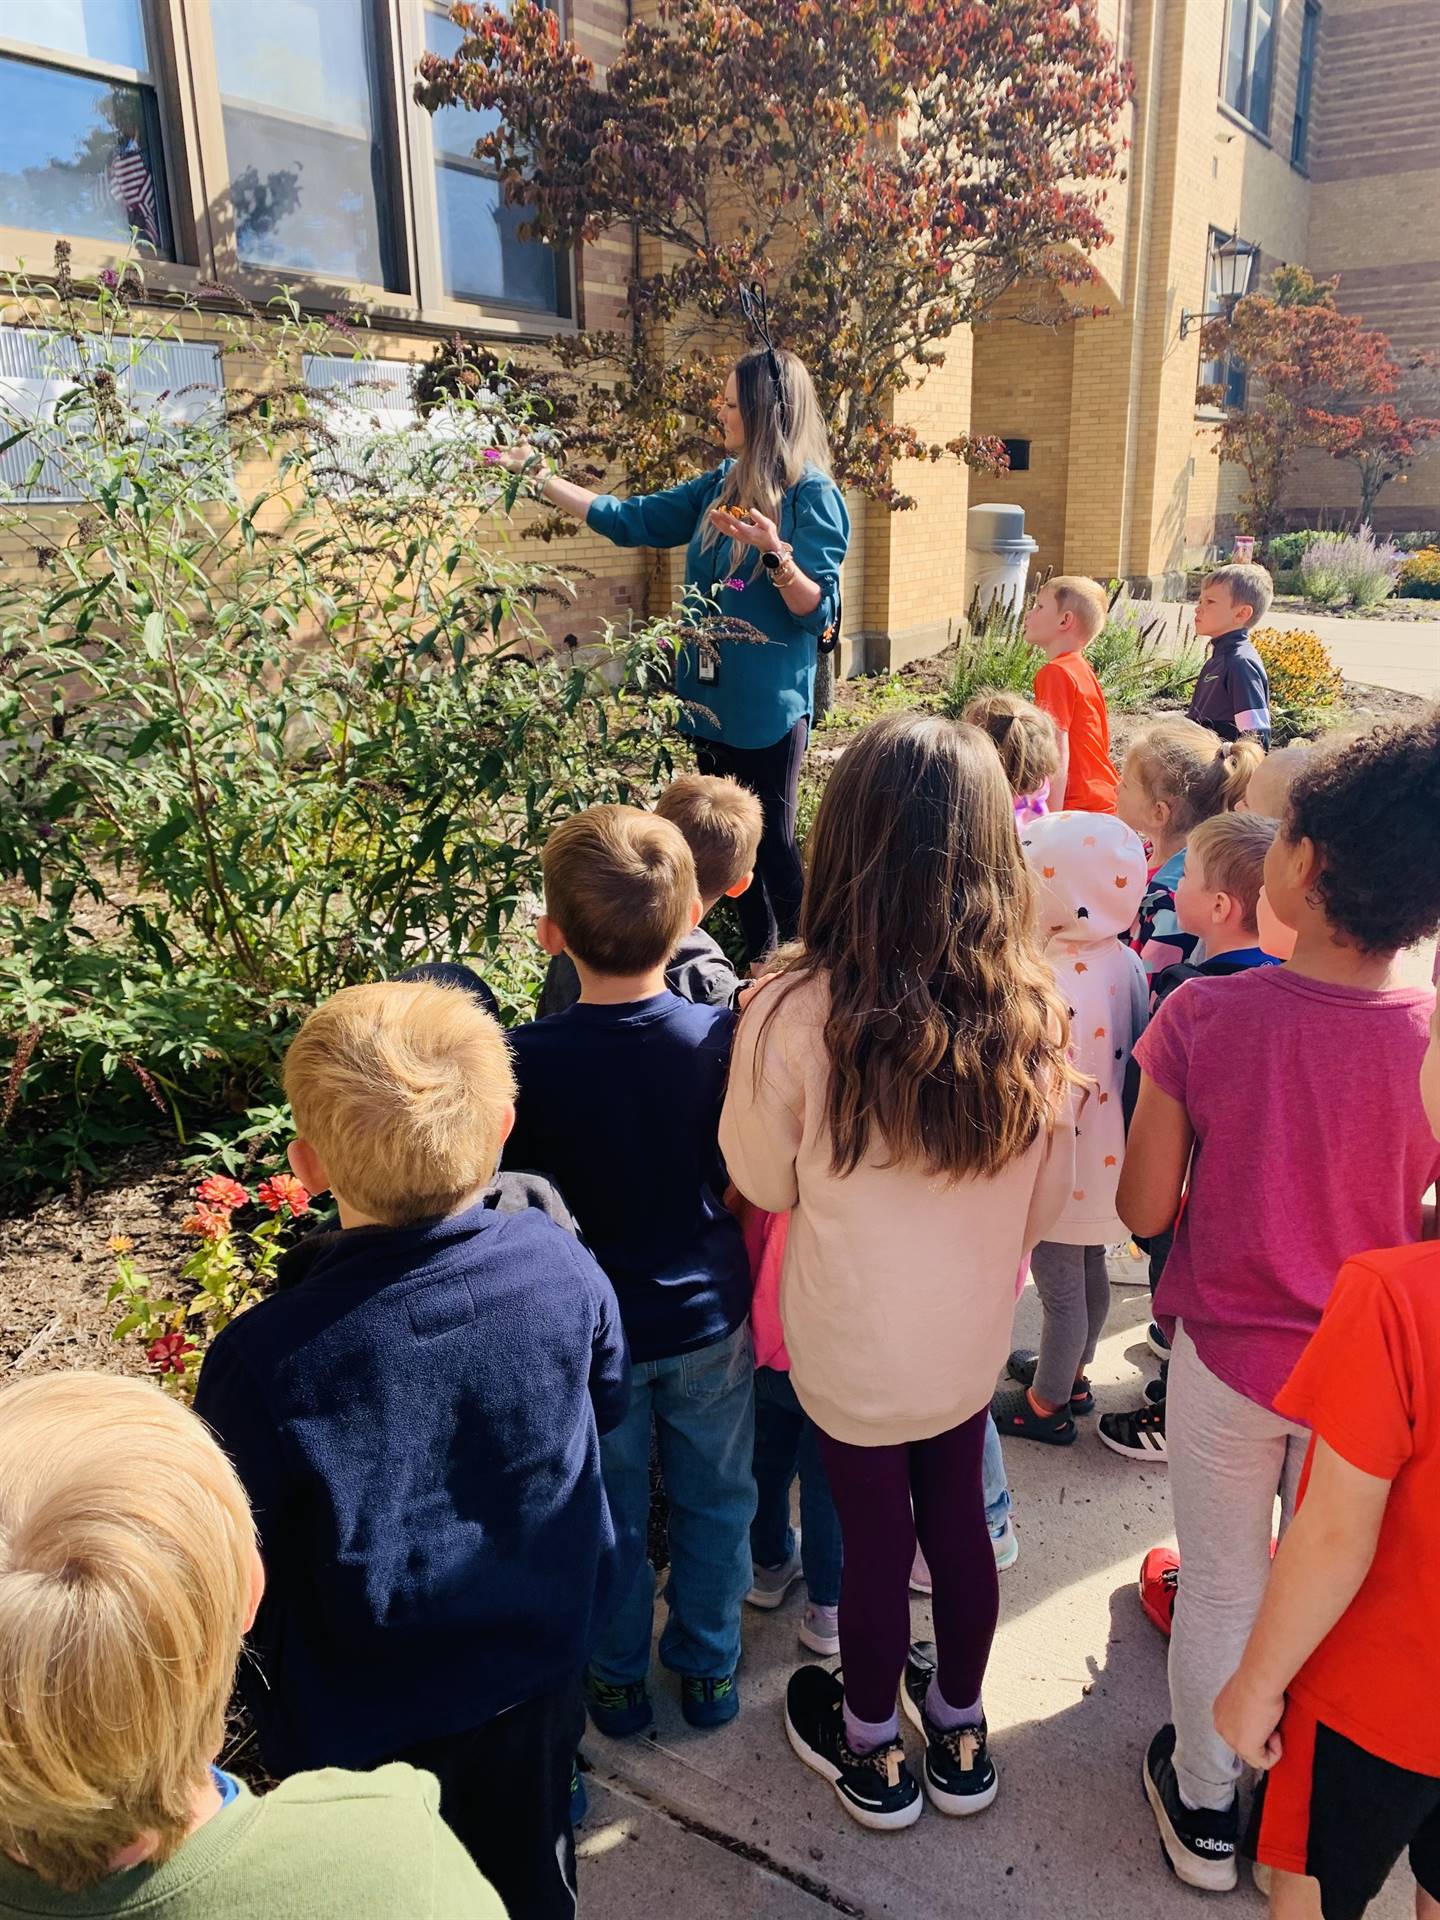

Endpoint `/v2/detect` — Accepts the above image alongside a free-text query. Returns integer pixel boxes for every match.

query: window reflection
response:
[425,8,558,312]
[211,0,398,288]
[0,59,170,255]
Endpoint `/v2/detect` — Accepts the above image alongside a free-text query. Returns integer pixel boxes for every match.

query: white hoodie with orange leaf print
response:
[1020,810,1150,1245]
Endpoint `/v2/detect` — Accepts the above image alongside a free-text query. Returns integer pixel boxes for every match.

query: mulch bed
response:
[0,1142,193,1380]
[1270,594,1439,624]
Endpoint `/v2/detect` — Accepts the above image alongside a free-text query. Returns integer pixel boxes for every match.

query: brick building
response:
[973,0,1440,600]
[1,0,1436,669]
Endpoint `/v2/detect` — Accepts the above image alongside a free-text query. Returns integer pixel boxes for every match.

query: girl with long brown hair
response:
[720,713,1077,1832]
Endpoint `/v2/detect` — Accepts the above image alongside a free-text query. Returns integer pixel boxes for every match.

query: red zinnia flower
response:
[147,1332,194,1375]
[257,1173,311,1216]
[181,1205,229,1241]
[197,1174,249,1213]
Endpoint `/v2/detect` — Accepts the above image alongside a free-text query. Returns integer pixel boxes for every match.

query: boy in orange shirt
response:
[1025,577,1119,813]
[1214,983,1440,1920]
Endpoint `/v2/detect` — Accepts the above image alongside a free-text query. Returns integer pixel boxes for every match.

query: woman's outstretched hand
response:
[709,504,782,554]
[488,442,540,475]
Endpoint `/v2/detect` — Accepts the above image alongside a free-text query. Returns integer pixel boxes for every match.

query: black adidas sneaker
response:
[784,1665,921,1831]
[900,1641,999,1816]
[1098,1400,1168,1462]
[1143,1724,1238,1892]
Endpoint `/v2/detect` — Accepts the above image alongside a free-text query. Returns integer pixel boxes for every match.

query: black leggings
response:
[696,718,808,963]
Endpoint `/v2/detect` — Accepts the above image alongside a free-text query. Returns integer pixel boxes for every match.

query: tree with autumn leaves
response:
[1200,265,1440,542]
[415,0,1131,517]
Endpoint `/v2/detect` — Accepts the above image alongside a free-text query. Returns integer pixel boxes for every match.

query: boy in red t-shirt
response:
[1214,983,1440,1920]
[1025,576,1119,813]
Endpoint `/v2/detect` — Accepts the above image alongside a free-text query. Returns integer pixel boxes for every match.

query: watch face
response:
[762,551,781,570]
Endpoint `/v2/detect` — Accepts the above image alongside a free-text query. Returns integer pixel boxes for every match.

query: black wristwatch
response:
[761,549,782,573]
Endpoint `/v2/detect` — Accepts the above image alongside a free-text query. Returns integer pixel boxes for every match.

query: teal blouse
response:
[586,461,851,750]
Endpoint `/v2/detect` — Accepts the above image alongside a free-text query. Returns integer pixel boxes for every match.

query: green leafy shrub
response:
[937,592,1198,718]
[1252,626,1344,743]
[1398,548,1440,598]
[1299,530,1402,608]
[1267,528,1344,570]
[1087,609,1201,712]
[0,252,689,1197]
[1392,530,1440,555]
[937,614,1037,715]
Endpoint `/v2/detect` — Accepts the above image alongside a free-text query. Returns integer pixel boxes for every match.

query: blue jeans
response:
[983,1414,1012,1538]
[593,1322,757,1685]
[750,1366,843,1608]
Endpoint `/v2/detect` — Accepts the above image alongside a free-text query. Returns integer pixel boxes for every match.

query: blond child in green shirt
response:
[0,1373,503,1920]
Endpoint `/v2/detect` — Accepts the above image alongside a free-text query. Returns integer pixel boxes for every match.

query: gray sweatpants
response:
[1028,1242,1111,1408]
[1167,1323,1310,1811]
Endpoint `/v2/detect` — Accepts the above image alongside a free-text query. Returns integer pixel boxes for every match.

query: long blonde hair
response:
[700,348,834,578]
[755,713,1075,1179]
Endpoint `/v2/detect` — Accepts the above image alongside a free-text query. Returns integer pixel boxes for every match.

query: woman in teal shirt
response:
[502,349,850,961]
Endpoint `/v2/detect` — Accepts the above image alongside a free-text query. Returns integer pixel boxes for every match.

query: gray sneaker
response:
[798,1602,840,1657]
[746,1536,803,1609]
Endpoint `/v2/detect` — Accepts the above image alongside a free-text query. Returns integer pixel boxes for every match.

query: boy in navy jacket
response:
[1187,564,1273,749]
[506,804,755,1739]
[196,978,628,1920]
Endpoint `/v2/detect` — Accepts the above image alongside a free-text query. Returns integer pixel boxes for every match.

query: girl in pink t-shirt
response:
[1118,708,1440,1893]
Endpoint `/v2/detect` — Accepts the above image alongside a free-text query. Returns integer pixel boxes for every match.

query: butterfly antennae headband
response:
[739,280,790,438]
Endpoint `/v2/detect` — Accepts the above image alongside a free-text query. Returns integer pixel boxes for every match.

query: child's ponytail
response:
[1206,736,1265,816]
[1129,719,1263,834]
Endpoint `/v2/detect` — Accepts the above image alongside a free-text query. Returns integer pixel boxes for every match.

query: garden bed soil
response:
[0,1142,192,1379]
[1270,594,1438,623]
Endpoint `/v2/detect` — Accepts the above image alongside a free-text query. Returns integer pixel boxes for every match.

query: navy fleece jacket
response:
[194,1184,629,1776]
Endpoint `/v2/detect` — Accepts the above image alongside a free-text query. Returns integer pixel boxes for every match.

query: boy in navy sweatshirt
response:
[1187,563,1273,750]
[506,804,755,1738]
[195,979,629,1920]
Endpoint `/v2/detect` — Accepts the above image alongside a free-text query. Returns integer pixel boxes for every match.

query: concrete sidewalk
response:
[576,1276,1419,1919]
[1130,600,1439,702]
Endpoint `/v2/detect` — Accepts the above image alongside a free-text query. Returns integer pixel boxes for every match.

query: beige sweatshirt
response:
[720,974,1076,1447]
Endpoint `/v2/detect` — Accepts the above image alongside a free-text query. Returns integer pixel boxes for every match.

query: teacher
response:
[499,348,850,962]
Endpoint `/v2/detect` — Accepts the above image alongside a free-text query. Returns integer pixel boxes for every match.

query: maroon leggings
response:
[816,1408,997,1725]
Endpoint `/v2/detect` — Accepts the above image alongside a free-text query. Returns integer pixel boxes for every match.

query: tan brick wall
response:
[14,0,1436,674]
[867,339,975,665]
[969,293,1075,578]
[963,0,1439,578]
[1288,0,1440,534]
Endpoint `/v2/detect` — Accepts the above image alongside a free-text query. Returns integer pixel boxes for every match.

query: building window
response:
[211,0,400,289]
[0,3,173,256]
[423,4,560,312]
[1000,438,1031,473]
[1221,0,1278,133]
[1291,1,1321,167]
[0,325,222,503]
[1198,230,1256,411]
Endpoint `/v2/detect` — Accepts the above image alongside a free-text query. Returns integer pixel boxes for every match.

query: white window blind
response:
[0,327,223,503]
[303,352,488,495]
